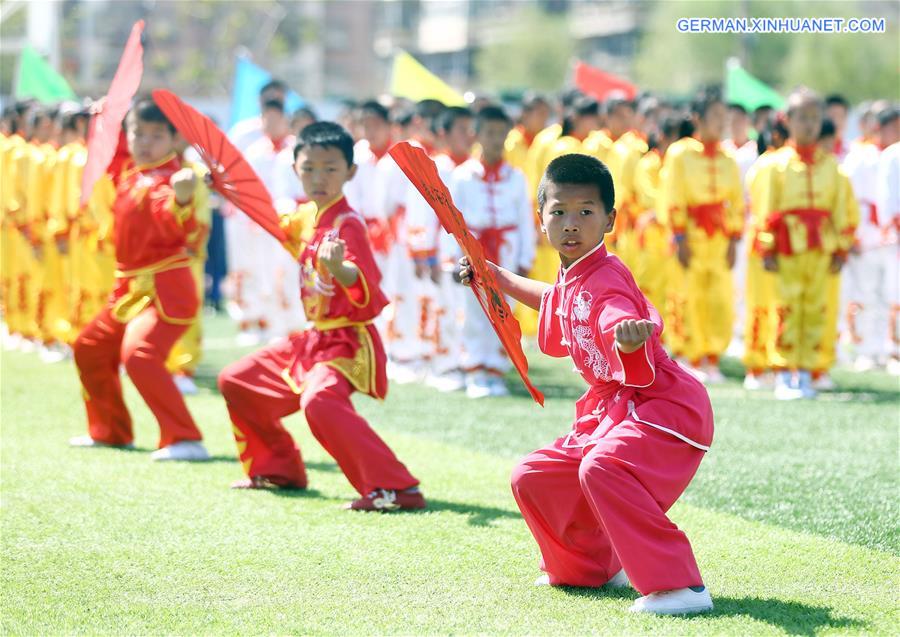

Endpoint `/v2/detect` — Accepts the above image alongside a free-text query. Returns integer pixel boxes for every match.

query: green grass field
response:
[2,314,898,635]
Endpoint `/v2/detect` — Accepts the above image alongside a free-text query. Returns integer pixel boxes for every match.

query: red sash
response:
[687,201,725,237]
[768,208,830,255]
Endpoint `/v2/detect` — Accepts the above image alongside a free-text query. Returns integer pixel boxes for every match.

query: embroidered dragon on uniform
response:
[571,291,611,380]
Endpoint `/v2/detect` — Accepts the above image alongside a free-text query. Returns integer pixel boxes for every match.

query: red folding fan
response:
[389,141,544,405]
[81,20,144,206]
[151,89,286,243]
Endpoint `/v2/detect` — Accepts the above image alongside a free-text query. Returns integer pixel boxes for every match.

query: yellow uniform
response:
[605,131,648,270]
[631,148,671,314]
[8,141,43,340]
[0,134,26,323]
[741,150,779,373]
[663,138,744,364]
[166,161,211,377]
[754,144,858,371]
[504,126,534,190]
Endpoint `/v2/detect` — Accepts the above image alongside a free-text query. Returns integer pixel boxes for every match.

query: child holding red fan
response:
[218,122,424,511]
[69,99,209,461]
[460,153,714,615]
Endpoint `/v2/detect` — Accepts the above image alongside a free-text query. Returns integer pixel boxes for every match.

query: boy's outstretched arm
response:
[458,256,548,310]
[319,238,360,287]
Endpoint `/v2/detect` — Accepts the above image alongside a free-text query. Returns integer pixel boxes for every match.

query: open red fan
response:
[151,89,286,243]
[81,19,144,206]
[389,141,544,405]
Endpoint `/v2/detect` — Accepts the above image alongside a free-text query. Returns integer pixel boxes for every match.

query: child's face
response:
[540,181,615,268]
[294,145,356,207]
[477,120,511,162]
[444,117,475,157]
[788,102,823,146]
[127,118,176,166]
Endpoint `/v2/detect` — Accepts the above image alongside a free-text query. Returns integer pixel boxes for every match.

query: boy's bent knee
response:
[577,452,619,491]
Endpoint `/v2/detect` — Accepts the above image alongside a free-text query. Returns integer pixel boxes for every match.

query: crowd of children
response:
[2,75,898,617]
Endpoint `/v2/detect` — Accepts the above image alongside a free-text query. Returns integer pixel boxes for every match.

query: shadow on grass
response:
[693,596,865,636]
[418,498,522,527]
[562,589,864,635]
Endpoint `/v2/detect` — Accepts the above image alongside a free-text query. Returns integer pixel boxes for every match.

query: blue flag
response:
[229,57,305,128]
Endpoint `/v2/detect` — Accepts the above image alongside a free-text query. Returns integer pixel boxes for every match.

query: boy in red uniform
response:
[69,100,209,461]
[219,122,424,511]
[460,154,714,614]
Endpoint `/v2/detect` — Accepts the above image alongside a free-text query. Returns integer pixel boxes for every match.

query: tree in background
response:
[634,0,898,102]
[475,6,574,94]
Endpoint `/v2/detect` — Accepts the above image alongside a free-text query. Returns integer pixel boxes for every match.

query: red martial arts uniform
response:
[73,153,203,448]
[218,196,419,493]
[511,242,714,595]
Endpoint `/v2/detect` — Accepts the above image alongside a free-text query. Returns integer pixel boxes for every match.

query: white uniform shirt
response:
[843,141,883,249]
[451,158,536,273]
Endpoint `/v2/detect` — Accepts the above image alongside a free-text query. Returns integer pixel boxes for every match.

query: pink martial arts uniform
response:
[218,196,419,494]
[511,241,714,595]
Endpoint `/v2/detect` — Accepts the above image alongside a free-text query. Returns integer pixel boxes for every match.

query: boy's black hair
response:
[877,106,899,128]
[293,121,354,166]
[521,91,549,112]
[560,95,599,137]
[261,99,285,113]
[292,106,318,123]
[605,97,634,116]
[61,109,90,133]
[824,94,849,109]
[415,99,446,120]
[537,153,615,214]
[475,105,510,133]
[128,99,176,134]
[727,102,747,114]
[260,79,288,96]
[437,105,473,135]
[819,118,836,139]
[359,100,389,123]
[391,107,415,128]
[691,87,724,118]
[661,115,694,140]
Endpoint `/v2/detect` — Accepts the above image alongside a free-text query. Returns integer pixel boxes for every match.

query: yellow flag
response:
[390,50,466,106]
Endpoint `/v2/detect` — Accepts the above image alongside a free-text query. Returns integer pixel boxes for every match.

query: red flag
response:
[574,61,637,101]
[389,141,544,405]
[81,20,144,206]
[151,89,286,243]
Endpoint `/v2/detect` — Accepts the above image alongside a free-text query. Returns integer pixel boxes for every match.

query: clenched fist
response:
[614,319,655,353]
[170,168,197,205]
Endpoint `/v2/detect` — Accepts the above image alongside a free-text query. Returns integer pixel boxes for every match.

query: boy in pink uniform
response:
[460,153,714,615]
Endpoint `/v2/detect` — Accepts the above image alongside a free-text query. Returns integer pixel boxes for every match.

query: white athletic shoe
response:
[606,569,631,588]
[150,440,210,462]
[425,371,466,392]
[235,330,261,348]
[853,355,876,372]
[704,366,726,385]
[69,435,135,449]
[887,358,900,376]
[533,569,630,588]
[629,586,713,615]
[387,361,422,385]
[466,372,492,399]
[487,375,509,397]
[743,374,762,390]
[774,372,803,401]
[173,374,199,395]
[811,373,836,391]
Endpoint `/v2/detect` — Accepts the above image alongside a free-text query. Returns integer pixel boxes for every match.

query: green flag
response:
[15,46,77,103]
[725,59,785,112]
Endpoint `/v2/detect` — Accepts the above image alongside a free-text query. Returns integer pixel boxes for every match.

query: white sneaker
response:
[743,374,762,390]
[387,361,422,385]
[466,372,492,399]
[853,355,876,372]
[235,330,261,347]
[629,586,713,615]
[774,371,803,401]
[2,332,23,351]
[173,374,199,395]
[425,371,465,392]
[19,338,37,353]
[39,344,67,363]
[487,375,509,397]
[704,366,726,385]
[69,435,135,449]
[150,440,210,462]
[534,569,630,588]
[811,373,836,391]
[887,358,900,376]
[606,569,631,588]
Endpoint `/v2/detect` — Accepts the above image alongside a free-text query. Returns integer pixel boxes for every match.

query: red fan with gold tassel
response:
[389,141,544,405]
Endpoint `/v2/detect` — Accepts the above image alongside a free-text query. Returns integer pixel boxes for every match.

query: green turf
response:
[2,314,898,635]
